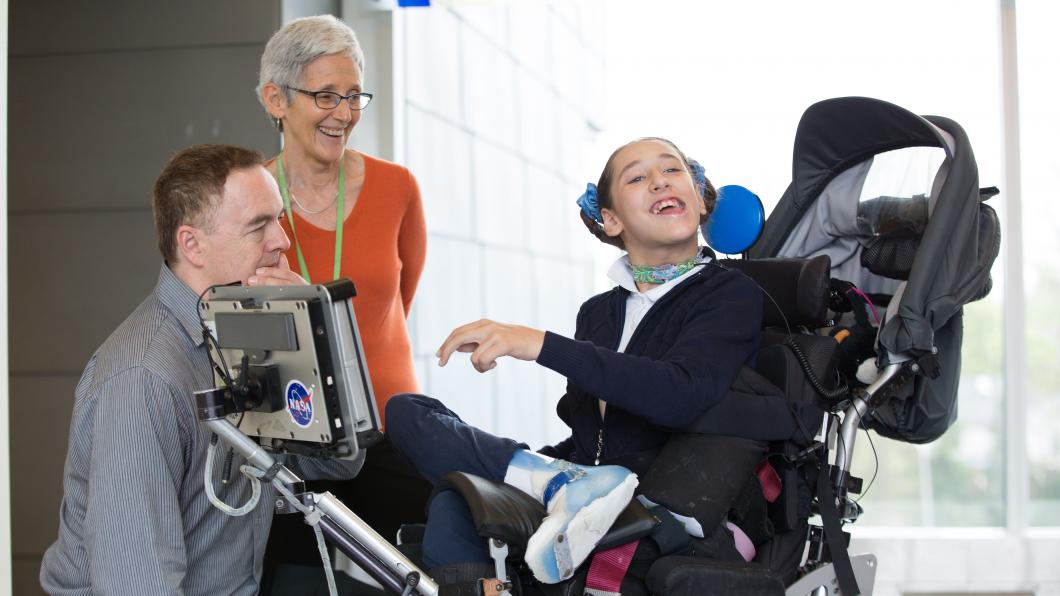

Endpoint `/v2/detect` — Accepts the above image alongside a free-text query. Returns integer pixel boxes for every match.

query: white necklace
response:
[289,188,339,215]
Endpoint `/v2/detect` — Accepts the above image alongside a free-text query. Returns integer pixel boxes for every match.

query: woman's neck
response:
[281,146,343,194]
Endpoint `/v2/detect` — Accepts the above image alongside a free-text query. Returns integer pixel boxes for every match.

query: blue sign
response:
[286,380,314,428]
[398,0,431,6]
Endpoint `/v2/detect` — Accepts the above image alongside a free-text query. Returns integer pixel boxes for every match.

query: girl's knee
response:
[385,393,442,447]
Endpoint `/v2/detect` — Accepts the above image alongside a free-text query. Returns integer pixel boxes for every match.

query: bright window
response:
[594,0,1007,527]
[1016,1,1060,527]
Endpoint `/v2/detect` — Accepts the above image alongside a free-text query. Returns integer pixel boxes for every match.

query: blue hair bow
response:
[688,159,707,196]
[577,183,603,224]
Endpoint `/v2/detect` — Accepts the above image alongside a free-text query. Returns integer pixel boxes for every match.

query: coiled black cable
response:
[785,336,849,402]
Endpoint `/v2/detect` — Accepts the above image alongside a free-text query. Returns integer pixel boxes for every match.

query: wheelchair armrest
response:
[437,472,658,555]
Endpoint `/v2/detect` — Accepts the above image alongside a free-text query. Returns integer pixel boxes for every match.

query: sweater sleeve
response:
[397,168,427,317]
[536,270,762,428]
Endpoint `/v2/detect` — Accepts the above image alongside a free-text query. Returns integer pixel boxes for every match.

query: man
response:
[41,144,355,595]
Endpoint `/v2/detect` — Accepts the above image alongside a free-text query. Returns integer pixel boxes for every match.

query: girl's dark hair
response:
[581,136,717,250]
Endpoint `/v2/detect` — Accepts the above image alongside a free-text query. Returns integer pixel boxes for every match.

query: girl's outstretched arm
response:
[436,319,546,373]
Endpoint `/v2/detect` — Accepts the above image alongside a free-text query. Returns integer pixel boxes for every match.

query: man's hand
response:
[247,254,307,286]
[436,319,545,373]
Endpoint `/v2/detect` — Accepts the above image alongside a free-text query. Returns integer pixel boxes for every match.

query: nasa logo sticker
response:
[285,380,314,428]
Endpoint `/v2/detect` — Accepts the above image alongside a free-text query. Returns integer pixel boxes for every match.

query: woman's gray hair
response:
[257,14,366,127]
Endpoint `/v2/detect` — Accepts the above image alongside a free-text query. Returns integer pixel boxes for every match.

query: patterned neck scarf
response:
[630,255,702,285]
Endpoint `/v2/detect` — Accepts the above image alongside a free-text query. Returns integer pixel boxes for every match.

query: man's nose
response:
[272,221,292,251]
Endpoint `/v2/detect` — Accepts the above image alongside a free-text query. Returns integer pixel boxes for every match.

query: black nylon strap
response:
[816,465,860,595]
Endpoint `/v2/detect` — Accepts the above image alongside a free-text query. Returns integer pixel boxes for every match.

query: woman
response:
[255,14,431,586]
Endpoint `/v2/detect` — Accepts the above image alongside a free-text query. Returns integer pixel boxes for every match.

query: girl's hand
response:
[436,319,545,372]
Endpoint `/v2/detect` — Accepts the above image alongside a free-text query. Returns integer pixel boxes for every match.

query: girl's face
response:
[601,139,706,261]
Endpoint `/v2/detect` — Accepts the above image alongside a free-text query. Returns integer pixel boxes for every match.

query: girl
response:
[386,137,763,587]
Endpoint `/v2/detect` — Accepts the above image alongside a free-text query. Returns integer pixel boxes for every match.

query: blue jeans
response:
[385,394,529,567]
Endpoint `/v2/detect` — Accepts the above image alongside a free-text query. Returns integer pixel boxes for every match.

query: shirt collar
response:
[156,264,208,346]
[606,250,712,302]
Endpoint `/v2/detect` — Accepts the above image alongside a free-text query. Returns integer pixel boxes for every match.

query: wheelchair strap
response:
[816,465,860,596]
[755,460,783,503]
[584,540,640,596]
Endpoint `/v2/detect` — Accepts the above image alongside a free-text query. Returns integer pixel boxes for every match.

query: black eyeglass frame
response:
[287,86,374,111]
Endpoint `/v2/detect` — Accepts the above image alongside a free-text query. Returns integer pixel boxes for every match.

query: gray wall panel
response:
[9,375,78,556]
[6,2,305,592]
[10,0,279,56]
[9,46,279,213]
[8,211,160,374]
[13,555,46,596]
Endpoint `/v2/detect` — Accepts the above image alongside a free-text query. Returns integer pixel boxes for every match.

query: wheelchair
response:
[391,96,1000,596]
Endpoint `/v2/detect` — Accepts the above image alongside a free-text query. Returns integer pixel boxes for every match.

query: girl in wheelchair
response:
[386,137,767,591]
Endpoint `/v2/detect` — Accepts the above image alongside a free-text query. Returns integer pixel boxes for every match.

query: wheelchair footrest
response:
[645,556,785,596]
[436,472,659,556]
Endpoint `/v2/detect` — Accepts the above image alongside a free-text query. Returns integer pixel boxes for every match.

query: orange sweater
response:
[278,152,426,426]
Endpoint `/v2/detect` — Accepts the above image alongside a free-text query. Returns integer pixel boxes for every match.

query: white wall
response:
[2,1,13,594]
[391,3,605,449]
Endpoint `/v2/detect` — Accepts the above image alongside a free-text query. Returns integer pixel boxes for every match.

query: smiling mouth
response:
[319,126,345,138]
[650,198,687,215]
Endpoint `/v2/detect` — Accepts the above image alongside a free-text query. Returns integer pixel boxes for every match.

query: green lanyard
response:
[275,155,345,282]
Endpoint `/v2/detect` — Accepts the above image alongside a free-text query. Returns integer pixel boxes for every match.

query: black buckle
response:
[913,349,941,379]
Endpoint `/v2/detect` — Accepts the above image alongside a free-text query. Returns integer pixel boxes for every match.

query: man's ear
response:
[175,224,206,268]
[261,82,289,121]
[601,208,624,239]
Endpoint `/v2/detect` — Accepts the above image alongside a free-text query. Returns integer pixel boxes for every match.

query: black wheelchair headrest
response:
[719,255,831,329]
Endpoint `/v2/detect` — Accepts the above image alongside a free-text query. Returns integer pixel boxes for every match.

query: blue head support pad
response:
[701,185,765,254]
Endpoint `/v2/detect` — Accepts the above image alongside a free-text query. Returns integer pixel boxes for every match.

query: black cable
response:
[221,448,235,485]
[197,284,237,389]
[785,337,849,401]
[223,411,247,485]
[853,428,880,503]
[757,281,793,338]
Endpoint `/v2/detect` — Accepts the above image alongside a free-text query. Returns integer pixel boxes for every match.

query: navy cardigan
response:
[536,261,762,465]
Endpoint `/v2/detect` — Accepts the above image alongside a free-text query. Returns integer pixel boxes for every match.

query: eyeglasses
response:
[287,86,373,110]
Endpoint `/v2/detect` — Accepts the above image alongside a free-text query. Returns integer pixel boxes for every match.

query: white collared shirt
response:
[598,252,711,418]
[606,253,711,353]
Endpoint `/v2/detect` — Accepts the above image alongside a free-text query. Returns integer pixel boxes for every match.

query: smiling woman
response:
[253,14,432,592]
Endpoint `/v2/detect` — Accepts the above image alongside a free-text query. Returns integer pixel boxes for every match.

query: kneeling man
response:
[41,144,356,595]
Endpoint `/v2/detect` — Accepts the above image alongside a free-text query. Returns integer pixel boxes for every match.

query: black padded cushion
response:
[682,365,810,443]
[719,256,831,328]
[861,235,918,280]
[435,472,543,550]
[645,556,785,596]
[758,331,840,414]
[436,472,658,554]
